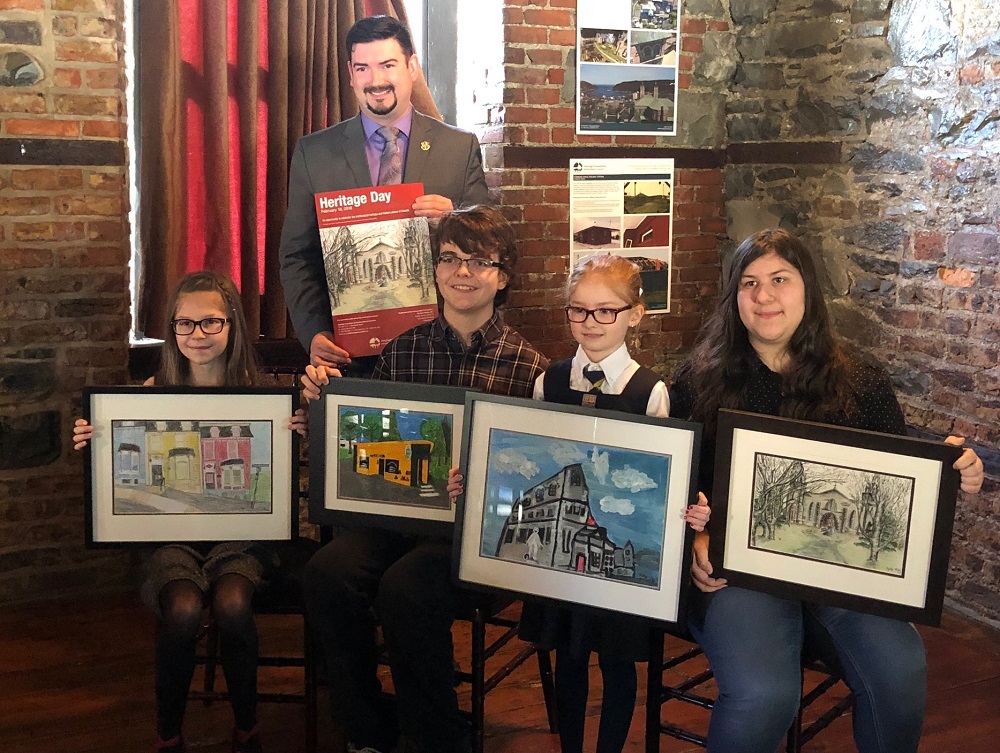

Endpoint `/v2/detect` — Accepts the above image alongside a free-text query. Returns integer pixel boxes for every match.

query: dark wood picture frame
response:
[453,392,701,624]
[709,409,963,626]
[308,378,468,536]
[84,386,299,547]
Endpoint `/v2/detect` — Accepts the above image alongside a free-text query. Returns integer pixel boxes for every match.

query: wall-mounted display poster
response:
[569,157,674,313]
[577,0,680,136]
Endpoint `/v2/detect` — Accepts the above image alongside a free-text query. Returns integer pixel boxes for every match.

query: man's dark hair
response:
[434,205,516,306]
[346,15,414,59]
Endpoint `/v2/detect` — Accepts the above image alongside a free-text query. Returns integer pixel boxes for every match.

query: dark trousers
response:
[302,528,468,753]
[554,648,637,753]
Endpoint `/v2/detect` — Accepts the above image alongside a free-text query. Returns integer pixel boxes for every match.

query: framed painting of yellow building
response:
[453,393,700,624]
[308,378,468,535]
[83,386,299,546]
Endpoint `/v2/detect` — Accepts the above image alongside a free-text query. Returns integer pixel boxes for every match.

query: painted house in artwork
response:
[145,420,203,494]
[782,462,866,535]
[199,423,254,494]
[573,225,616,246]
[113,422,147,486]
[623,215,671,248]
[353,439,434,488]
[495,463,635,580]
[351,228,409,288]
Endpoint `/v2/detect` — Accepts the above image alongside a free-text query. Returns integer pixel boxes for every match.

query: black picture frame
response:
[709,409,963,626]
[83,386,299,547]
[452,392,701,625]
[308,378,468,536]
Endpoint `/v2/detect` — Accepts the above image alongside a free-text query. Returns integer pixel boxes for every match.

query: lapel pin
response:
[420,141,430,151]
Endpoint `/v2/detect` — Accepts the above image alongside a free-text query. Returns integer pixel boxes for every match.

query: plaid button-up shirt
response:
[372,312,548,398]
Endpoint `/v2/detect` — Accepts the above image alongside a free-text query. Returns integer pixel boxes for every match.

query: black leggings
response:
[155,574,259,739]
[554,648,638,753]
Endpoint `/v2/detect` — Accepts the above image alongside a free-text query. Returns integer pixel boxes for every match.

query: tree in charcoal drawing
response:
[323,226,354,308]
[403,219,431,300]
[853,473,911,564]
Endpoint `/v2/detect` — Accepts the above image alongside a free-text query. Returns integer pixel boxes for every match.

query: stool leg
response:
[536,649,558,734]
[471,608,487,753]
[203,621,220,705]
[645,630,664,753]
[304,612,318,753]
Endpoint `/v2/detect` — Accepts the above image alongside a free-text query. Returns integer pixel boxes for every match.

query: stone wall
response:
[721,0,1000,625]
[0,0,132,603]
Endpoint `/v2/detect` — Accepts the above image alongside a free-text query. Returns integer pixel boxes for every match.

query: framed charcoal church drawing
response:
[709,409,963,626]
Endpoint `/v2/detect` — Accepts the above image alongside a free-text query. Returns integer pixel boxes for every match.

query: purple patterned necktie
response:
[377,125,402,185]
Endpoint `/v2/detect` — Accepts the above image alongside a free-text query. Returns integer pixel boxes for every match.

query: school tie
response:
[584,367,606,392]
[377,125,403,185]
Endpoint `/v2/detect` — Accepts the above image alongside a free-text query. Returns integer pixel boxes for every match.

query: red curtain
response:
[136,0,438,340]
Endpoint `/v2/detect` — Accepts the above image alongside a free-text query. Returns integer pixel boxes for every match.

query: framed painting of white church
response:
[453,393,701,624]
[709,410,963,626]
[83,386,299,547]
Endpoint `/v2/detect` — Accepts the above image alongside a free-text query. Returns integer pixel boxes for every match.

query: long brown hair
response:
[156,271,259,387]
[676,229,850,436]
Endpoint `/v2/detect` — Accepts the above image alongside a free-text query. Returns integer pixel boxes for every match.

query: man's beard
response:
[364,85,398,117]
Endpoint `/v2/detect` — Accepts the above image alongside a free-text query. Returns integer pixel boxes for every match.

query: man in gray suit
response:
[279,14,490,372]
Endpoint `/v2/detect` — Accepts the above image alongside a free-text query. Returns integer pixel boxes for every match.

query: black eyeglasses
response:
[436,254,504,273]
[170,317,230,335]
[564,305,633,324]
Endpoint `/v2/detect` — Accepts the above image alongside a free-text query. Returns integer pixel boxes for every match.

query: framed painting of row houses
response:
[83,387,299,546]
[453,393,701,624]
[709,410,963,626]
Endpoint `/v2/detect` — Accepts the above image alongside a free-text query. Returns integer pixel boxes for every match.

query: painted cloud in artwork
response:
[599,495,635,515]
[612,465,658,493]
[493,447,540,479]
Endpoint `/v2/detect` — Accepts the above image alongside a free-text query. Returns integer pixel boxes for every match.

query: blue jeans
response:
[689,587,926,753]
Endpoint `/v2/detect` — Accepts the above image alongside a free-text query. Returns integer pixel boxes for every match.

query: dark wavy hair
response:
[676,229,850,436]
[434,204,516,306]
[346,15,414,59]
[156,271,259,387]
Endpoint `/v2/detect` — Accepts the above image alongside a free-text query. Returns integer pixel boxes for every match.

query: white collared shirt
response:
[533,344,670,418]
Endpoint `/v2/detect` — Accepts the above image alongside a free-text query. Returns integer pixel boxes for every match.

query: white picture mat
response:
[323,394,465,524]
[723,427,943,608]
[459,401,695,622]
[89,392,294,542]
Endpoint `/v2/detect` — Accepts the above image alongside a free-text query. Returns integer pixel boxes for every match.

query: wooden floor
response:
[2,592,999,753]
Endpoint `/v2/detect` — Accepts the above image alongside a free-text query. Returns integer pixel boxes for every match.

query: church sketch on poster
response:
[569,157,674,314]
[576,0,680,136]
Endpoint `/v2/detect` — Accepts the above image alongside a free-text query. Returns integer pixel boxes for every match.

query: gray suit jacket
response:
[278,110,491,352]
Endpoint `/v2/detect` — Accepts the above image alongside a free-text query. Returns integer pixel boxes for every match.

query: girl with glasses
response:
[451,254,709,753]
[525,254,709,753]
[72,271,307,753]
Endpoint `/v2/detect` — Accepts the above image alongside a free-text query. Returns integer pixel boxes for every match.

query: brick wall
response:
[0,0,132,603]
[494,0,726,377]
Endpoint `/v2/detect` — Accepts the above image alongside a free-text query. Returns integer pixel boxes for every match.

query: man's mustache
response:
[364,84,395,95]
